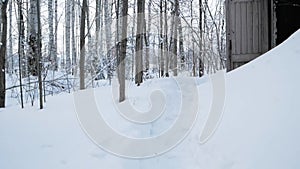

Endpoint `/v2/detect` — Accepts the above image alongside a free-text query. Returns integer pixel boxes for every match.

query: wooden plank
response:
[247,1,253,54]
[258,0,262,52]
[226,0,232,70]
[235,2,241,55]
[231,53,261,62]
[252,0,259,53]
[261,0,269,52]
[230,1,237,55]
[241,2,247,54]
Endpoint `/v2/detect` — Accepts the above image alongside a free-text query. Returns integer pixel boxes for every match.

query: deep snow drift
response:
[1,30,300,169]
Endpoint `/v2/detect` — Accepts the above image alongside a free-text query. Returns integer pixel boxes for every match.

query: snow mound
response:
[0,30,300,169]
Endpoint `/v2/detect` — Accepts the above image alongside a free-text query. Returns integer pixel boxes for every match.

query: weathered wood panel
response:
[253,0,259,53]
[226,0,270,70]
[247,2,253,54]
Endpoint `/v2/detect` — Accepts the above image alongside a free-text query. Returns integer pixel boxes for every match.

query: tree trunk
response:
[0,1,8,108]
[7,0,12,75]
[95,0,102,58]
[118,0,128,102]
[79,0,87,90]
[178,18,184,69]
[104,0,112,82]
[135,0,145,85]
[17,0,24,108]
[164,0,168,77]
[28,0,38,76]
[53,0,58,70]
[199,0,204,77]
[71,0,77,75]
[36,0,43,109]
[48,0,55,70]
[65,0,71,74]
[159,0,164,77]
[144,0,152,73]
[172,0,179,76]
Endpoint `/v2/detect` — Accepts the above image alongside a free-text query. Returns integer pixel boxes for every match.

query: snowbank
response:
[0,30,300,169]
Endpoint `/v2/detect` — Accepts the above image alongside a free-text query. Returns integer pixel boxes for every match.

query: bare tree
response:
[7,0,12,75]
[36,0,43,109]
[135,0,145,86]
[172,0,179,76]
[71,0,77,75]
[65,0,71,73]
[198,0,204,77]
[17,0,24,108]
[164,0,168,77]
[48,0,55,70]
[144,0,152,73]
[80,0,87,90]
[0,0,9,108]
[104,0,112,82]
[159,0,164,77]
[118,0,128,102]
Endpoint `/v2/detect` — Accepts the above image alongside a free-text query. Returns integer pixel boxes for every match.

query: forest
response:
[0,0,225,109]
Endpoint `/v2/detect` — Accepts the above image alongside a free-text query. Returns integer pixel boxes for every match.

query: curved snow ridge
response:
[210,29,300,168]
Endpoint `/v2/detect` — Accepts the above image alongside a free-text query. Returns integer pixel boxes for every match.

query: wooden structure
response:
[226,0,300,71]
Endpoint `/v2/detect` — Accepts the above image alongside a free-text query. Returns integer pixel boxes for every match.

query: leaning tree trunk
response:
[0,0,9,108]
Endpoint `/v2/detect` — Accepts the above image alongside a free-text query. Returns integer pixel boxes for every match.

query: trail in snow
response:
[0,30,300,169]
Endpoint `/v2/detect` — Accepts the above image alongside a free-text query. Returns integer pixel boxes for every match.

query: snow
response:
[1,30,300,168]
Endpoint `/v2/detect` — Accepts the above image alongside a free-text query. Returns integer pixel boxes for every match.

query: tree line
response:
[0,0,225,109]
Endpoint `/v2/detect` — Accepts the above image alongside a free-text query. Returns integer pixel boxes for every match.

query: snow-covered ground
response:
[1,30,300,169]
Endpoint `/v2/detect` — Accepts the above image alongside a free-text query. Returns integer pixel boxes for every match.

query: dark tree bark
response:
[48,0,55,70]
[179,18,185,68]
[164,0,168,77]
[159,0,164,77]
[135,0,145,86]
[172,0,179,76]
[17,0,24,108]
[199,0,204,77]
[79,0,87,90]
[144,0,152,73]
[118,0,128,102]
[36,0,43,109]
[0,0,9,108]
